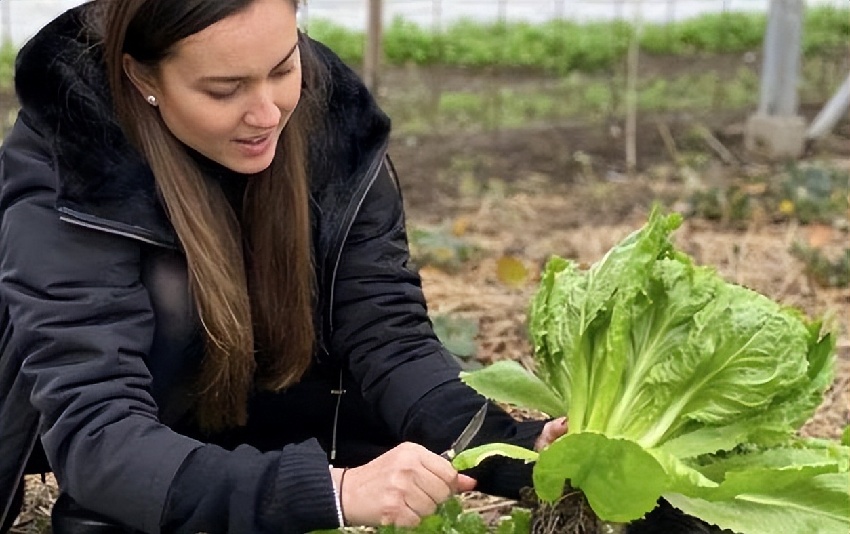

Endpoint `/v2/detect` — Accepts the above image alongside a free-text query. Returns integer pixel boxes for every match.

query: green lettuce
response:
[456,208,850,534]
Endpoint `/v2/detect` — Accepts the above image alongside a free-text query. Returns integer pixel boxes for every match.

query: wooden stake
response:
[656,120,678,163]
[695,124,738,165]
[364,0,383,92]
[625,29,639,175]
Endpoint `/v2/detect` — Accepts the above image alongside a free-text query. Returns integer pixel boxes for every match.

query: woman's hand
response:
[336,442,477,528]
[534,416,568,451]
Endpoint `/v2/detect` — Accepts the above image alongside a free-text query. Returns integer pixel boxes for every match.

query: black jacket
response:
[0,4,542,534]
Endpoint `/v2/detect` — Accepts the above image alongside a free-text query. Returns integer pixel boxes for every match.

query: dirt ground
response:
[3,59,849,531]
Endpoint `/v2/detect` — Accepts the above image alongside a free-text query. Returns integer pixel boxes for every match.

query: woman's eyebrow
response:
[198,42,299,83]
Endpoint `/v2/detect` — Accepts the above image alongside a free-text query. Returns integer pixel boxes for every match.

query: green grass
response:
[377,47,847,134]
[309,6,849,73]
[381,67,774,134]
[0,41,15,90]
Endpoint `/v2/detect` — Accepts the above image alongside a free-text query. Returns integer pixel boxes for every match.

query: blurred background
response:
[1,0,848,162]
[2,1,849,532]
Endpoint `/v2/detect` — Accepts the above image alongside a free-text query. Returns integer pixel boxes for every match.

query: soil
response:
[517,487,727,534]
[519,487,605,534]
[2,55,849,532]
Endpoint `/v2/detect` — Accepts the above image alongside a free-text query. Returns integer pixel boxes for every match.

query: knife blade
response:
[440,403,488,461]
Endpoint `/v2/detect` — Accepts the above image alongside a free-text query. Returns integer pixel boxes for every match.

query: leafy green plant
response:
[431,313,480,367]
[454,208,850,534]
[803,6,850,54]
[306,19,363,65]
[305,7,848,73]
[408,225,477,272]
[791,242,850,288]
[384,17,443,65]
[375,498,532,534]
[311,498,532,534]
[687,163,849,227]
[774,164,849,224]
[689,184,753,226]
[0,42,16,90]
[641,12,764,55]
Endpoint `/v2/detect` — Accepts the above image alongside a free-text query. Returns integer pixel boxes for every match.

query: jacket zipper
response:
[57,209,176,249]
[326,144,388,333]
[326,143,388,462]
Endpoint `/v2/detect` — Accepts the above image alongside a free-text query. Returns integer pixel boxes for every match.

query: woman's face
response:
[133,0,302,174]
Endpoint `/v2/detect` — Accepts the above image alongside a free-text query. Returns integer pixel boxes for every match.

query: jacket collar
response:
[13,2,391,248]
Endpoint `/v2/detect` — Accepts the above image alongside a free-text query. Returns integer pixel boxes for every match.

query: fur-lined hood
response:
[13,1,391,248]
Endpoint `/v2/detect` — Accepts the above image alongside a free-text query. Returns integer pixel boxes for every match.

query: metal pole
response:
[1,0,11,46]
[299,0,309,34]
[665,0,675,48]
[364,0,383,92]
[498,0,508,25]
[625,0,643,174]
[713,0,731,109]
[757,0,804,116]
[556,0,566,20]
[433,0,442,60]
[431,0,444,132]
[806,73,850,140]
[615,0,625,22]
[492,0,509,130]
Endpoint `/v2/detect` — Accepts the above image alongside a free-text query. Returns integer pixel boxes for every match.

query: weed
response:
[409,224,477,272]
[775,164,849,224]
[431,314,480,366]
[689,163,850,227]
[689,184,753,226]
[791,243,850,288]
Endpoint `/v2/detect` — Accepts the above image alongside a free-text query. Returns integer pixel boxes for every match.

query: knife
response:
[440,403,488,461]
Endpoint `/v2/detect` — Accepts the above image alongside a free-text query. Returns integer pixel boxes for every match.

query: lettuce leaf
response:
[665,470,850,534]
[457,207,849,533]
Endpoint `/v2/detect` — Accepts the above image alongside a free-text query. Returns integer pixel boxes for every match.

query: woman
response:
[0,1,566,532]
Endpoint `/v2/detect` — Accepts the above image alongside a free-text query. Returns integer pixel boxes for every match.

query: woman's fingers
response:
[419,448,462,493]
[401,480,441,518]
[534,416,568,451]
[457,474,477,492]
[381,506,422,528]
[340,442,475,528]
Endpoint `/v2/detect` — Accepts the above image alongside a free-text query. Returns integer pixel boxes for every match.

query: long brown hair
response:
[97,0,324,432]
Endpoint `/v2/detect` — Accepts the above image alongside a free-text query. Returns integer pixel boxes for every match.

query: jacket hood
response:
[13,1,391,247]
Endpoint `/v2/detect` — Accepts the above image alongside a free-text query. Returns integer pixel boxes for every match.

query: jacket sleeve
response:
[329,158,545,498]
[0,124,340,534]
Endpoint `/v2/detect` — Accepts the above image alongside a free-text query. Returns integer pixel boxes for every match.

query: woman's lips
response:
[234,134,274,157]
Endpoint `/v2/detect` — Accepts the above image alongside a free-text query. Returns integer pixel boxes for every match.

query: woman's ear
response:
[122,54,160,102]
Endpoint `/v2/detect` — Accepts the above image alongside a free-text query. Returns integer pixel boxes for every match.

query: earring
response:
[146,95,158,106]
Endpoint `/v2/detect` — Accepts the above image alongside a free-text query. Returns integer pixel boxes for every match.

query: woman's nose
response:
[244,88,282,128]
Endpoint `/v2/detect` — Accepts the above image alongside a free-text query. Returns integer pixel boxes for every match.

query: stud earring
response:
[146,95,158,106]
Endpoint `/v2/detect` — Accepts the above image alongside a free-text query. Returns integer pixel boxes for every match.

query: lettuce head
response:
[456,208,849,534]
